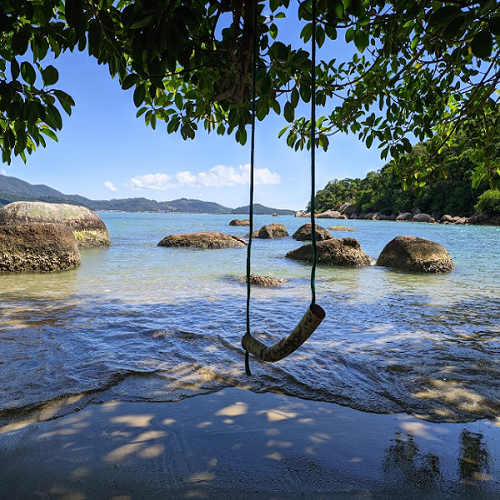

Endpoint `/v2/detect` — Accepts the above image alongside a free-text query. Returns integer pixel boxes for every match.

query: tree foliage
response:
[312,133,499,217]
[1,0,500,189]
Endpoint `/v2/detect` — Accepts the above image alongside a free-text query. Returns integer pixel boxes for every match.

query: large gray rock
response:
[0,223,81,272]
[338,202,356,217]
[317,209,343,219]
[229,219,249,226]
[412,213,431,222]
[377,235,453,273]
[0,201,110,249]
[286,237,371,267]
[396,212,413,221]
[292,223,332,241]
[158,232,247,249]
[254,223,288,239]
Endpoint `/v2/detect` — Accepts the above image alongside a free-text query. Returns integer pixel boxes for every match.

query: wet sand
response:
[1,387,499,500]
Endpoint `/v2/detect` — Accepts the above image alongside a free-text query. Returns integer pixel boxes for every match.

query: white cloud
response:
[125,164,281,192]
[176,164,281,187]
[126,173,175,190]
[175,171,197,185]
[104,181,118,192]
[0,168,6,175]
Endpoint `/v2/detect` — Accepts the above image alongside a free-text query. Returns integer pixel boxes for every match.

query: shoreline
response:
[1,387,499,500]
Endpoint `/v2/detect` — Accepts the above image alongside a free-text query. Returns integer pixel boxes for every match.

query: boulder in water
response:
[0,223,81,272]
[292,223,332,241]
[377,235,453,273]
[286,237,371,267]
[0,201,110,249]
[253,223,288,239]
[229,219,250,226]
[158,232,247,249]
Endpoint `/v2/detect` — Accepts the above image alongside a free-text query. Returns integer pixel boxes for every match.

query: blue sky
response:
[3,13,386,211]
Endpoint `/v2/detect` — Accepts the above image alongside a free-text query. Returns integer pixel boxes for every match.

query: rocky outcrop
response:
[377,235,453,273]
[0,201,110,248]
[469,213,500,225]
[328,225,357,232]
[292,223,332,241]
[316,209,344,219]
[158,232,247,249]
[295,211,309,218]
[229,219,250,226]
[253,223,288,239]
[0,223,81,272]
[396,212,413,221]
[412,213,431,223]
[338,202,357,217]
[286,237,371,267]
[237,274,285,287]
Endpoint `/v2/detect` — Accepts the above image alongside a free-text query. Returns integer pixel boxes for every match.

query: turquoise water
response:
[0,213,499,423]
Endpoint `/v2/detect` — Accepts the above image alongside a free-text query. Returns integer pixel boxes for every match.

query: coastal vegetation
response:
[1,1,499,193]
[312,135,500,217]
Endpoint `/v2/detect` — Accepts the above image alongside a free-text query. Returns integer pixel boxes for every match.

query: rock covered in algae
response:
[229,219,250,226]
[237,274,285,287]
[0,223,81,272]
[158,232,247,249]
[253,223,289,239]
[0,201,110,249]
[377,235,453,273]
[292,223,332,241]
[286,237,371,267]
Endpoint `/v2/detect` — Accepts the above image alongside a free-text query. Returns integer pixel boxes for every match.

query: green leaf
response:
[21,62,36,85]
[47,105,63,130]
[65,0,86,35]
[284,101,294,123]
[316,26,325,48]
[354,31,368,52]
[269,23,278,40]
[327,0,344,18]
[88,19,101,56]
[260,74,272,94]
[270,0,280,11]
[122,73,139,90]
[345,27,355,43]
[471,30,493,59]
[130,15,154,29]
[10,60,20,80]
[489,17,500,36]
[272,41,288,61]
[40,127,58,142]
[133,84,146,107]
[300,23,313,43]
[428,6,462,27]
[42,65,59,86]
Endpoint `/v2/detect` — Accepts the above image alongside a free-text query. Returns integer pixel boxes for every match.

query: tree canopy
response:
[1,0,500,189]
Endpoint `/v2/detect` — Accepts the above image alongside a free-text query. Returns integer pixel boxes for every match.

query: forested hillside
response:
[313,138,500,217]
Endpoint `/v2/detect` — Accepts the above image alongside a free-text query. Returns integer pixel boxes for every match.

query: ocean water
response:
[0,213,499,424]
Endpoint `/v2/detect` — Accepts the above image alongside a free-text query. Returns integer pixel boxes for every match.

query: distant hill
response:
[0,174,294,215]
[231,203,295,216]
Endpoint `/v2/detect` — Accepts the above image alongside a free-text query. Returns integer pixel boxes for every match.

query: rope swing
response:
[242,0,325,376]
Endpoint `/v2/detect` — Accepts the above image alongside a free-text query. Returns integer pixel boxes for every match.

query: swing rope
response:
[309,0,318,308]
[245,0,258,377]
[244,0,321,377]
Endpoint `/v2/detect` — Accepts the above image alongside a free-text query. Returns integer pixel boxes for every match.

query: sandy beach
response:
[1,387,499,500]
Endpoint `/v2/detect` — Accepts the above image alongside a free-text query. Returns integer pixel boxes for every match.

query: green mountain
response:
[231,203,295,215]
[0,174,294,215]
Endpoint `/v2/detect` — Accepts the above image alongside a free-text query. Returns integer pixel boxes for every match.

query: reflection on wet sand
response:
[1,388,499,500]
[459,429,492,484]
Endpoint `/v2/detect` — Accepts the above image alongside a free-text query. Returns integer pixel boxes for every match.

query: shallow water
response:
[0,213,499,423]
